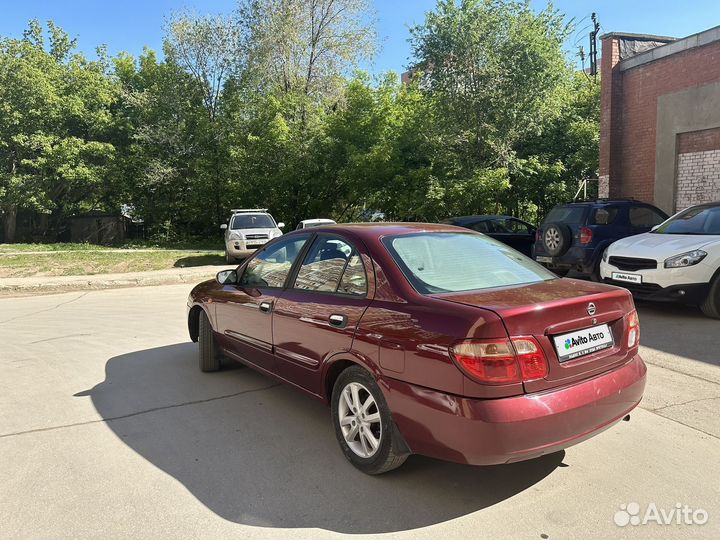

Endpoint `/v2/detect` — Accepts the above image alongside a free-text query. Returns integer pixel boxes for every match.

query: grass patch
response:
[0,249,225,278]
[0,243,106,253]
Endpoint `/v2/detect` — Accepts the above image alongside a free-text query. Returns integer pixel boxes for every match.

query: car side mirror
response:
[216,269,237,285]
[220,224,228,230]
[277,222,285,229]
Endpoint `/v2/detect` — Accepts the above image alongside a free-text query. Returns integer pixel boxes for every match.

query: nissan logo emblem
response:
[587,302,596,316]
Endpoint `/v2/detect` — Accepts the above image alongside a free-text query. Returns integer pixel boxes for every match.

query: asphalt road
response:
[1,285,719,539]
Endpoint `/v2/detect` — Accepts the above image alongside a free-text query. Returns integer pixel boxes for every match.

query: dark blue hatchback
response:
[533,199,668,280]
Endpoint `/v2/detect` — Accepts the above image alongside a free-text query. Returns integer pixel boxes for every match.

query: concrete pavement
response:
[1,285,719,539]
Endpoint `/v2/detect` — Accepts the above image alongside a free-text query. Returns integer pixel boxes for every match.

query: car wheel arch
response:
[188,304,211,343]
[321,351,384,403]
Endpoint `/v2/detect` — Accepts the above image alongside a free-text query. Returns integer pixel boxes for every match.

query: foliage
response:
[0,2,600,244]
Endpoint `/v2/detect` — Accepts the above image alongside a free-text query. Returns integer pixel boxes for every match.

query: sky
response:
[1,0,720,75]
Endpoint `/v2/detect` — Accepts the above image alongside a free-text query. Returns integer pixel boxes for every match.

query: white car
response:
[220,209,284,263]
[600,202,720,317]
[295,218,336,230]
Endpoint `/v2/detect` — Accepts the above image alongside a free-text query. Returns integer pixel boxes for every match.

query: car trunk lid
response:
[432,278,636,392]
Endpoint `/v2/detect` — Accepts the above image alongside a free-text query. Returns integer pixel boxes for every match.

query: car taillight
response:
[627,310,640,348]
[450,337,548,384]
[535,229,541,242]
[579,227,593,245]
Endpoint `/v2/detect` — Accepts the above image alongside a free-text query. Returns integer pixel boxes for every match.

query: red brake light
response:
[450,337,548,384]
[579,227,593,245]
[513,338,549,380]
[627,310,640,348]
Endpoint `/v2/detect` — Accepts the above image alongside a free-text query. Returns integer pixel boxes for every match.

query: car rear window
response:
[544,206,586,224]
[383,232,556,294]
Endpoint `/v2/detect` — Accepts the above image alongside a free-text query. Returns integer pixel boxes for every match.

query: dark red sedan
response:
[187,223,646,474]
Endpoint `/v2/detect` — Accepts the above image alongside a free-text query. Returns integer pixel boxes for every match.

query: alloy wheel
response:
[338,381,382,458]
[545,228,561,251]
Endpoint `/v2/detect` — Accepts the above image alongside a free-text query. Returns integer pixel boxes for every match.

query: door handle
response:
[259,301,273,313]
[329,314,347,328]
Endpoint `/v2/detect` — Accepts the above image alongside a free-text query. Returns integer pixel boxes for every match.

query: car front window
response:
[231,214,275,229]
[654,205,720,235]
[384,232,556,294]
[240,236,308,288]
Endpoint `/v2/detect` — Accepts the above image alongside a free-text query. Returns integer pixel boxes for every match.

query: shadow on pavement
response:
[173,254,226,268]
[635,300,720,367]
[77,342,563,533]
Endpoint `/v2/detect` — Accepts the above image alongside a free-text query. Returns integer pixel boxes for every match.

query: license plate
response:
[247,240,267,247]
[553,323,614,362]
[611,271,642,284]
[536,256,553,263]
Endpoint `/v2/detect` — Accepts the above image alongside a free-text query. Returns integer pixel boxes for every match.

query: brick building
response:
[599,25,720,214]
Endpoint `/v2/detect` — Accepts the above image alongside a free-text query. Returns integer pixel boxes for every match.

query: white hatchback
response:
[600,202,720,317]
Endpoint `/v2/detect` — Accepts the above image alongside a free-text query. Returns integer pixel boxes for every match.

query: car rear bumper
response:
[534,246,597,273]
[384,354,646,465]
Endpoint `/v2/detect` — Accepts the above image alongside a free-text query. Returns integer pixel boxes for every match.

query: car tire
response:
[543,223,572,257]
[700,276,720,318]
[552,268,570,277]
[331,366,408,475]
[199,310,222,372]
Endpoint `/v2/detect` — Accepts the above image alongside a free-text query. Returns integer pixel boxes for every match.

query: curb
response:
[0,266,226,297]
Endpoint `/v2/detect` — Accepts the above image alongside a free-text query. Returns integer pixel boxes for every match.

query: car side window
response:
[590,207,618,225]
[293,236,367,295]
[239,236,308,288]
[338,253,368,296]
[470,221,490,233]
[505,219,531,234]
[629,207,666,227]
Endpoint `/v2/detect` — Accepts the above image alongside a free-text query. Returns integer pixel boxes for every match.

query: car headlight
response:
[271,230,283,238]
[228,231,243,241]
[664,250,707,268]
[602,247,609,263]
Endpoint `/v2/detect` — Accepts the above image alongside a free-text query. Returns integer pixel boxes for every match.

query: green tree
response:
[0,20,116,241]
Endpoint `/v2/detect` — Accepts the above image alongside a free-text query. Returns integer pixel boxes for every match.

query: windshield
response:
[653,205,720,235]
[304,221,334,228]
[383,232,556,294]
[231,214,275,229]
[544,206,586,224]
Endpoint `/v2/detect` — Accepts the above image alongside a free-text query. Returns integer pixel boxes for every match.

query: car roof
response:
[556,199,655,207]
[285,222,464,240]
[301,218,335,224]
[444,214,517,223]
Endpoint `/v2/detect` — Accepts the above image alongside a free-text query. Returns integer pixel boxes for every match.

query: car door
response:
[214,234,310,373]
[489,218,535,256]
[272,234,372,396]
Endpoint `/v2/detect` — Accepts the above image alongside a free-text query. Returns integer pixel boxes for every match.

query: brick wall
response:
[600,34,720,205]
[677,127,720,154]
[675,127,720,210]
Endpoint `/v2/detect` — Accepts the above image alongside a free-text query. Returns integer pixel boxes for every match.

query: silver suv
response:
[220,209,285,263]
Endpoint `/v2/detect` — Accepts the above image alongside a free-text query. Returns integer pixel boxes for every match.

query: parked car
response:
[601,202,720,317]
[442,215,536,256]
[296,218,337,230]
[221,209,285,263]
[534,199,668,280]
[188,223,645,474]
